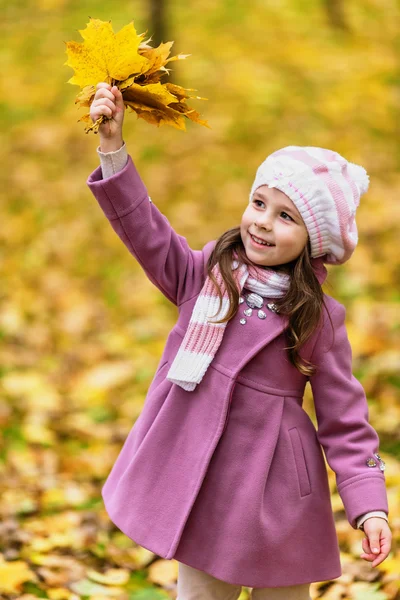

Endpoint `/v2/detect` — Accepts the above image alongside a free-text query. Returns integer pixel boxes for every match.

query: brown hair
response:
[206,226,331,377]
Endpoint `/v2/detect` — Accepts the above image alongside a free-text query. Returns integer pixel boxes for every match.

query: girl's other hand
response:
[360,517,392,567]
[90,82,125,143]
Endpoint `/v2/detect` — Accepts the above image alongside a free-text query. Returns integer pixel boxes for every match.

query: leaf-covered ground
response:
[0,0,399,598]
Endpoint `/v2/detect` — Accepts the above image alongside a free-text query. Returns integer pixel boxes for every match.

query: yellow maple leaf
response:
[0,557,37,593]
[64,17,210,132]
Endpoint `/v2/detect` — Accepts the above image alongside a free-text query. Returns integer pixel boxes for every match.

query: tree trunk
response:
[324,0,350,31]
[149,0,166,46]
[149,0,177,83]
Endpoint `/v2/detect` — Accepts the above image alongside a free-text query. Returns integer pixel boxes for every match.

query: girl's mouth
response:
[250,234,275,249]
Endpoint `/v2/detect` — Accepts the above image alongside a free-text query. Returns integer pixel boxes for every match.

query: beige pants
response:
[177,562,312,600]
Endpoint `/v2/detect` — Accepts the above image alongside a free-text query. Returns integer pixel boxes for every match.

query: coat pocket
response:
[289,427,311,497]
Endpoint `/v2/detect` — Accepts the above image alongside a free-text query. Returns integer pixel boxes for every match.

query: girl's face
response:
[240,185,309,268]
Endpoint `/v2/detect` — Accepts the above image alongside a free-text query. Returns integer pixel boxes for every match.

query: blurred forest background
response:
[0,0,399,598]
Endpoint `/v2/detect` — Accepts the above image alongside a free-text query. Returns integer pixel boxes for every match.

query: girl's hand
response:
[90,82,125,142]
[360,517,392,567]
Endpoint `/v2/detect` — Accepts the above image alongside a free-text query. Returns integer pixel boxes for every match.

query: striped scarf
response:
[166,254,291,391]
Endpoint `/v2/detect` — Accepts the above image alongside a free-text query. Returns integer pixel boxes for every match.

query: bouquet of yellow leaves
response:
[64,17,210,133]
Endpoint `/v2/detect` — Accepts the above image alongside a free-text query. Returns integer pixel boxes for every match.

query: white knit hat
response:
[249,146,370,265]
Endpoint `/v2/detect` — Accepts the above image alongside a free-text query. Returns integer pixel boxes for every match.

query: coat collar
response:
[232,308,289,375]
[227,256,328,376]
[201,243,328,377]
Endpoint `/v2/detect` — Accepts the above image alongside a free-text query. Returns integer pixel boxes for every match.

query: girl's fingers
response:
[360,534,391,567]
[94,97,115,110]
[371,551,385,567]
[97,106,112,117]
[94,90,116,103]
[361,537,378,562]
[96,82,112,90]
[94,85,123,111]
[371,536,392,567]
[362,537,372,554]
[91,83,124,126]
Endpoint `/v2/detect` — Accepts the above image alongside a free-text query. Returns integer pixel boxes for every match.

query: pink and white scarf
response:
[166,255,292,391]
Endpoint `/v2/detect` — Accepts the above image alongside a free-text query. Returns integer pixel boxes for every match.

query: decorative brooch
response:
[239,292,279,325]
[366,453,386,471]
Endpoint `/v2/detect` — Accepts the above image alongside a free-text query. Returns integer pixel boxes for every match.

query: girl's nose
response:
[255,215,273,230]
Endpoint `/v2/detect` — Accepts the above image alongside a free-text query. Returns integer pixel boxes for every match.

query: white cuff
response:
[97,141,128,179]
[356,510,388,530]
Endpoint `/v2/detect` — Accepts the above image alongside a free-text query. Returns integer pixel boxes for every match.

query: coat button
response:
[267,302,279,313]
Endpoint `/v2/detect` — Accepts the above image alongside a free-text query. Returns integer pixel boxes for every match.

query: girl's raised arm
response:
[87,150,213,307]
[86,82,213,307]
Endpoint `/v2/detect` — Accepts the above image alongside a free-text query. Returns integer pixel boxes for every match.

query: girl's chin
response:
[247,244,274,258]
[246,252,275,267]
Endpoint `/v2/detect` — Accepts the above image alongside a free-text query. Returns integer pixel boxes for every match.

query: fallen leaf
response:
[0,557,37,593]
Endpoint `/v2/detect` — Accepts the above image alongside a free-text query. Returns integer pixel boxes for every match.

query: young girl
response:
[86,83,392,600]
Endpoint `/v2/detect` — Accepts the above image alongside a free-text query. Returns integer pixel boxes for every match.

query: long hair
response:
[206,226,331,377]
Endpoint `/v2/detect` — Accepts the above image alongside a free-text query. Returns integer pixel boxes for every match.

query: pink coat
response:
[86,155,389,588]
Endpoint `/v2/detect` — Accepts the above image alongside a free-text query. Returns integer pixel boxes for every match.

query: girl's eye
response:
[253,200,293,222]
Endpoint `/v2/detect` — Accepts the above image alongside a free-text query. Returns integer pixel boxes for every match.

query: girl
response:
[86,83,391,600]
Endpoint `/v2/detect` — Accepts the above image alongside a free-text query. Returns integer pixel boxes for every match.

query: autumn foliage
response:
[1,1,399,598]
[64,17,210,132]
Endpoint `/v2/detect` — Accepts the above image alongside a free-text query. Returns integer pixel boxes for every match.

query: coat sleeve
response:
[86,153,214,307]
[309,301,389,529]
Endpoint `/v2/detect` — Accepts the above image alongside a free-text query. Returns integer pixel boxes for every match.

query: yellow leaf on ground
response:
[0,558,37,593]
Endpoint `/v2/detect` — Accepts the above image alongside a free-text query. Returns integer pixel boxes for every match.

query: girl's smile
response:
[249,233,275,249]
[240,184,308,267]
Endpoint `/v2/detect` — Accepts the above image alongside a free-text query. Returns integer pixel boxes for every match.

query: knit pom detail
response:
[347,162,370,196]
